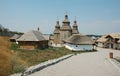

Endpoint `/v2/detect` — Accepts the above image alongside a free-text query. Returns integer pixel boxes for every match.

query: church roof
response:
[60,25,72,30]
[54,21,60,34]
[63,14,70,22]
[64,34,94,45]
[54,29,60,34]
[61,15,72,30]
[17,30,46,41]
[55,21,60,28]
[73,20,77,26]
[72,29,79,34]
[72,20,79,34]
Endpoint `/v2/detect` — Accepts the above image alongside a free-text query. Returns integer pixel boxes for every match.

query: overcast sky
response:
[0,0,120,35]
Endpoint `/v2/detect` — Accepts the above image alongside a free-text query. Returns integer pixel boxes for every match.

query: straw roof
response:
[17,30,46,41]
[108,33,120,39]
[118,40,120,43]
[43,34,50,40]
[97,33,120,43]
[64,34,94,45]
[10,34,21,40]
[96,35,108,42]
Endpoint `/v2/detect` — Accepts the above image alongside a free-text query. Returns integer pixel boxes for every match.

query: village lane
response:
[29,48,120,76]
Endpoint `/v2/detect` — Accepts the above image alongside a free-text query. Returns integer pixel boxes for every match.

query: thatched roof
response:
[43,34,50,40]
[17,30,46,41]
[10,34,21,40]
[108,33,120,38]
[97,33,120,43]
[64,34,94,45]
[96,35,107,42]
[118,40,120,43]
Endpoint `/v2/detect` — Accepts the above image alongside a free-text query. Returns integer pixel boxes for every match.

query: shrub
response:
[10,54,26,74]
[11,43,18,50]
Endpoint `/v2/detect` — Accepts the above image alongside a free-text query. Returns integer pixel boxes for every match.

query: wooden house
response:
[17,30,48,50]
[97,33,120,50]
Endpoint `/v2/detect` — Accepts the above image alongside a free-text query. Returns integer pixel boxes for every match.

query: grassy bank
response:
[14,47,72,66]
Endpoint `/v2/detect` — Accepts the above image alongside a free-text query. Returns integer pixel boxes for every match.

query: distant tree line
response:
[86,34,102,38]
[0,24,23,37]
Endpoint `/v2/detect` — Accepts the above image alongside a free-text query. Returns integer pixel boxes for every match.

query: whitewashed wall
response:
[64,43,93,51]
[97,42,103,47]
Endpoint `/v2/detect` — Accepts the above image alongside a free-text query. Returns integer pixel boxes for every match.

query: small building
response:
[17,30,48,50]
[97,33,120,50]
[64,34,94,51]
[10,34,21,43]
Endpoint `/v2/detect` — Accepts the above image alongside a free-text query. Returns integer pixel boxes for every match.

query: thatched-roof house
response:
[97,33,120,50]
[17,30,48,50]
[64,34,94,51]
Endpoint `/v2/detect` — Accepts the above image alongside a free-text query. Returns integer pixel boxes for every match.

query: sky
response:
[0,0,120,35]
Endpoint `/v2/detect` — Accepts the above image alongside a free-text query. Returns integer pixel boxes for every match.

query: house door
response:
[109,44,113,48]
[111,44,113,48]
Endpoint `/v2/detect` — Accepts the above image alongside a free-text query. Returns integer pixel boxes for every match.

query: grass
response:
[0,36,12,76]
[114,57,120,63]
[14,47,72,66]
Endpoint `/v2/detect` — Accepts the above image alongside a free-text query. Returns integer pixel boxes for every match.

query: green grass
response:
[11,45,72,66]
[10,43,18,50]
[10,43,96,67]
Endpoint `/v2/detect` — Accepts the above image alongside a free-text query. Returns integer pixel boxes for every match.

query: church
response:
[52,14,94,51]
[53,14,79,46]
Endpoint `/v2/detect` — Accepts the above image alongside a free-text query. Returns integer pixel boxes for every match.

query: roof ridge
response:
[32,30,46,41]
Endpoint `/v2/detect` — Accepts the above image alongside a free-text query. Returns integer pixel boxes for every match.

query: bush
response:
[10,54,26,74]
[11,43,18,50]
